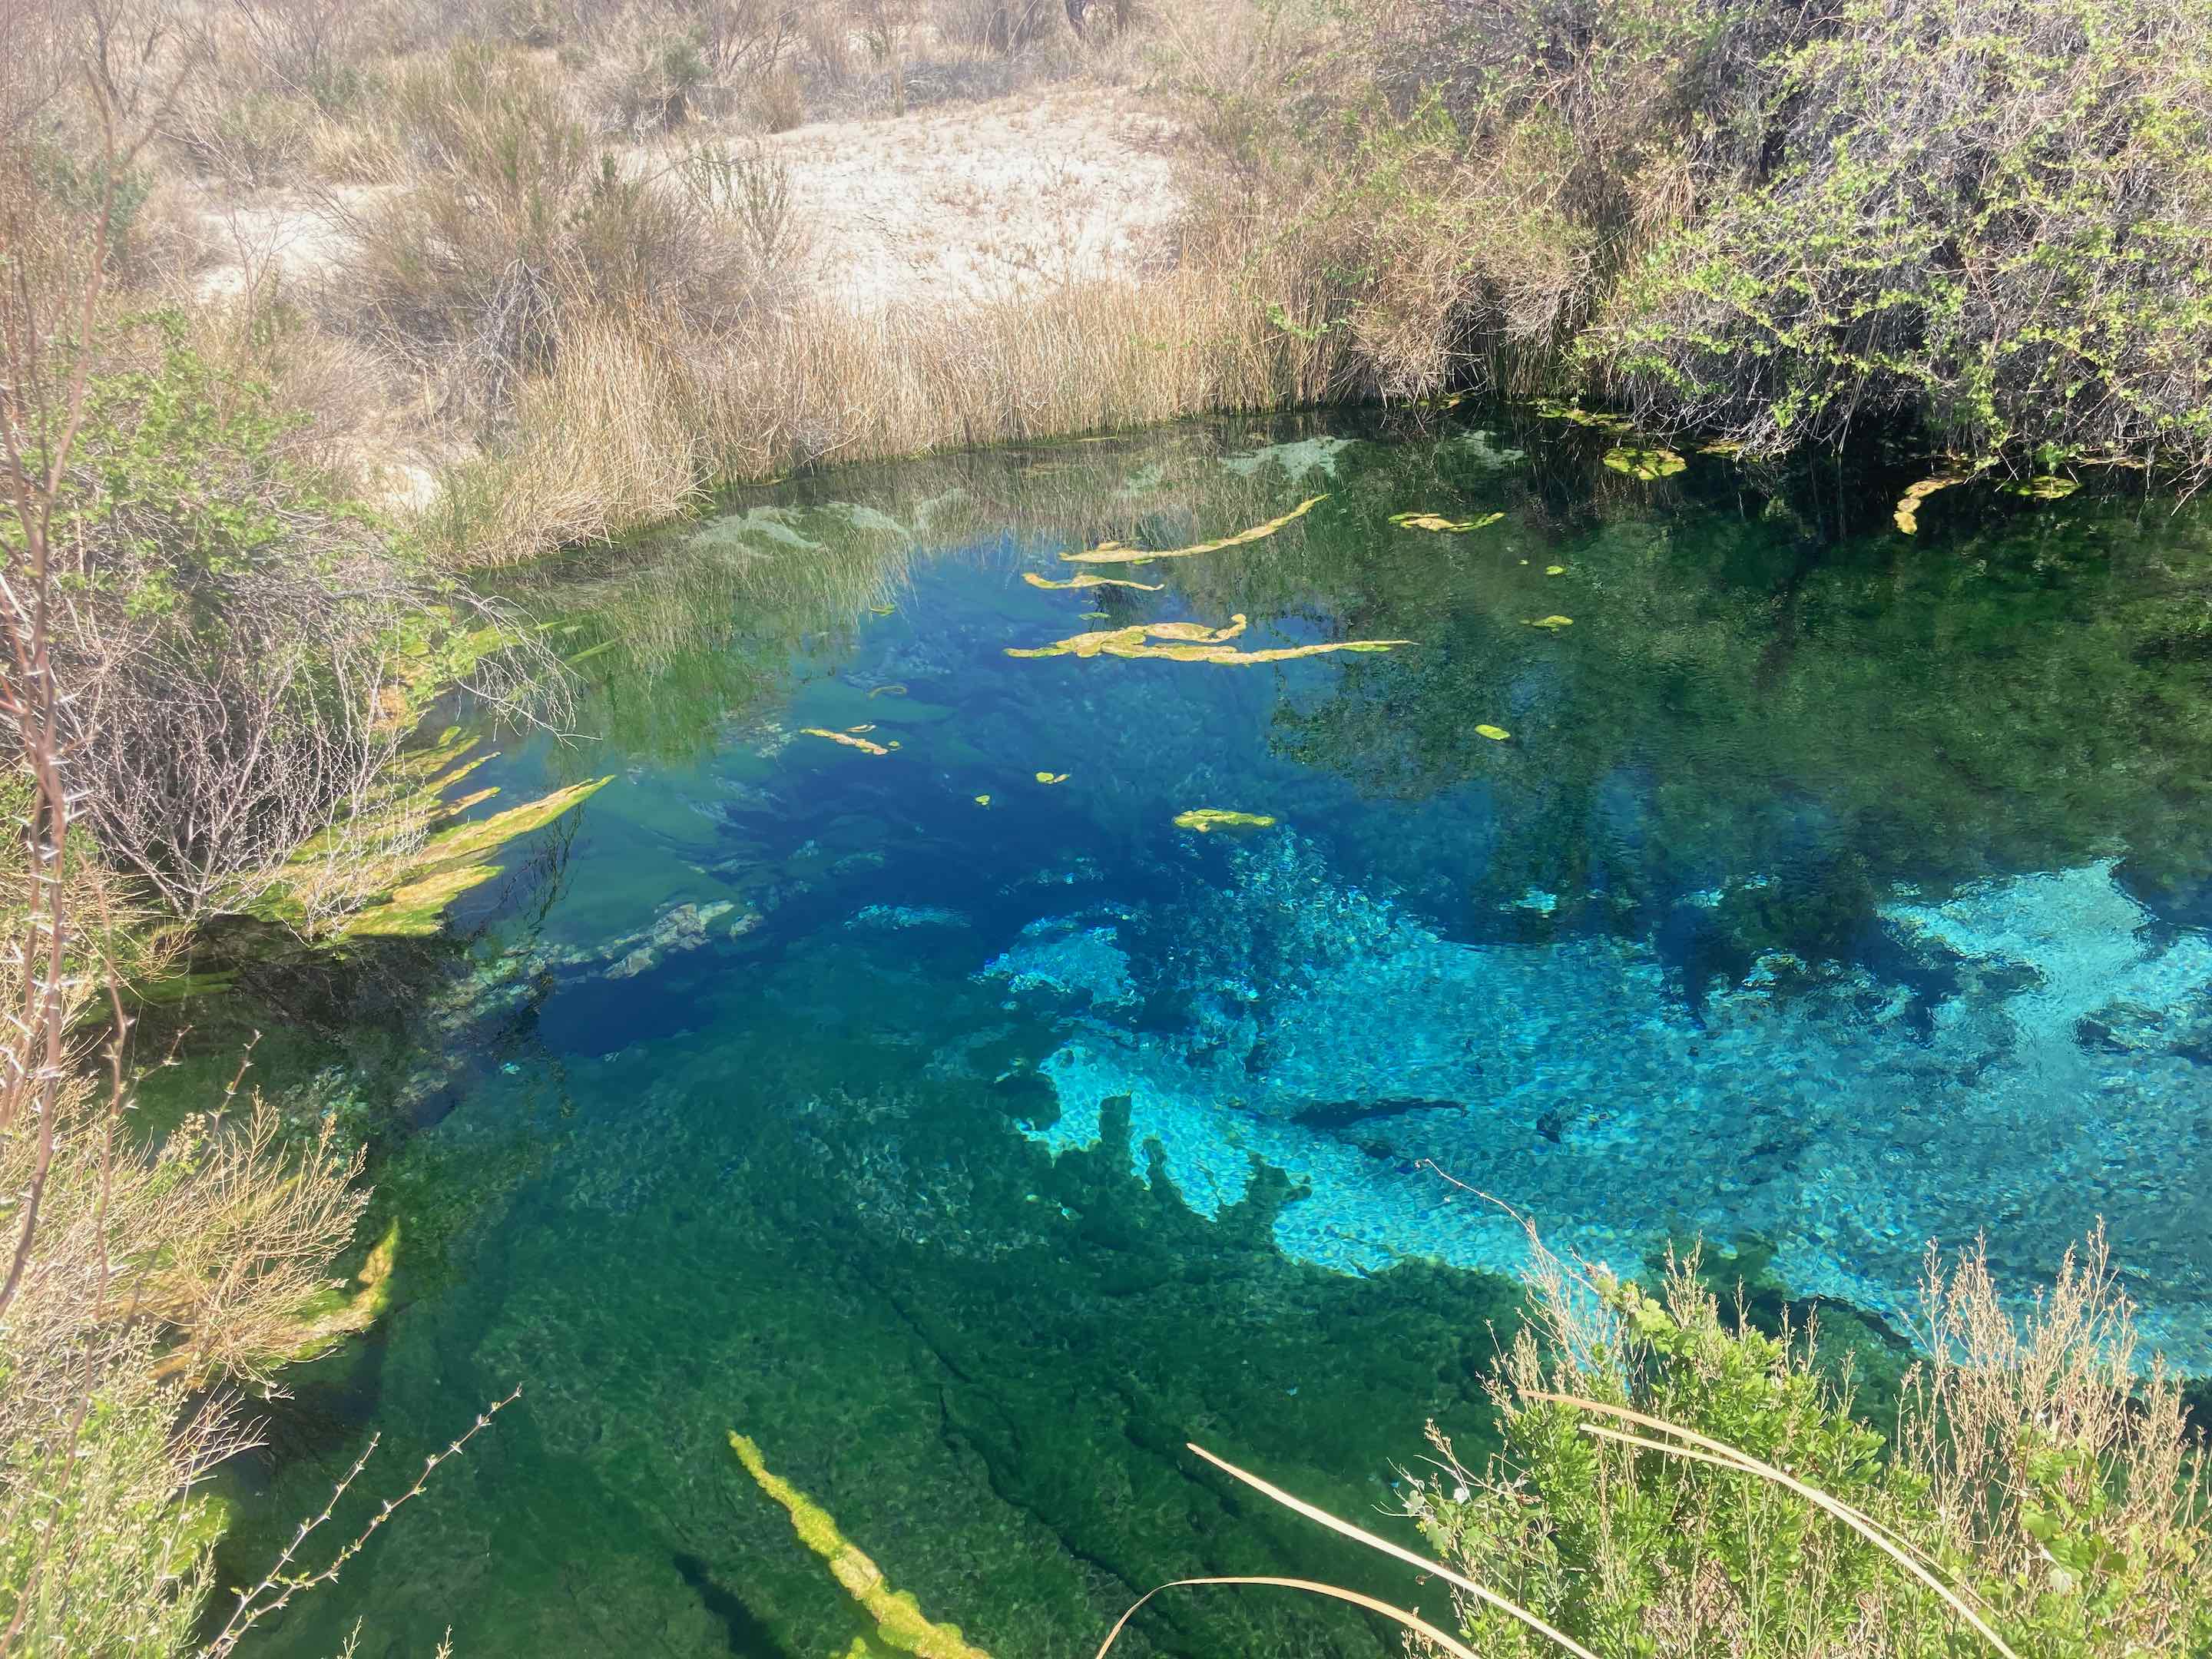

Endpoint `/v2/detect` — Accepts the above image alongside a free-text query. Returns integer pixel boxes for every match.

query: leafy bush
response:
[1404,1231,2212,1658]
[1594,0,2212,473]
[8,314,471,914]
[1173,0,2212,479]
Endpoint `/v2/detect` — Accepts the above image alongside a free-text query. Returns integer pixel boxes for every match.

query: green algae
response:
[1601,445,1686,480]
[1387,511,1505,533]
[282,1220,402,1365]
[731,1432,993,1659]
[1006,612,1409,664]
[339,777,614,939]
[2005,475,2081,500]
[1173,809,1278,833]
[1058,494,1330,565]
[1532,399,1637,433]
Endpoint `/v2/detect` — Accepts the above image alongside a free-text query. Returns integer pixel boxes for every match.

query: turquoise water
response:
[210,413,2212,1657]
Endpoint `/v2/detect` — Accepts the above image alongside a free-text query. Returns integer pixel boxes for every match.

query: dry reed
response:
[435,253,1363,563]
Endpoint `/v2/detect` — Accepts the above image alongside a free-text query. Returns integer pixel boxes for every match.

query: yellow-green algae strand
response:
[1058,495,1329,565]
[729,1432,992,1659]
[1173,809,1278,833]
[341,775,614,939]
[1006,613,1408,664]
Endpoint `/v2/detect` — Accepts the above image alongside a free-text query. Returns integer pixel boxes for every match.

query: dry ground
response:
[167,66,1187,512]
[765,83,1180,307]
[184,83,1181,315]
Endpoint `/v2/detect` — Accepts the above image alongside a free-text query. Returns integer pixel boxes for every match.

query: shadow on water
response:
[671,1554,800,1659]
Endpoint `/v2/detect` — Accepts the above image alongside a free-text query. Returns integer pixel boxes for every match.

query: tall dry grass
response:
[428,245,1365,562]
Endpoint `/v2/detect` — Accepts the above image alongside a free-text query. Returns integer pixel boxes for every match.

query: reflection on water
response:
[219,412,2212,1658]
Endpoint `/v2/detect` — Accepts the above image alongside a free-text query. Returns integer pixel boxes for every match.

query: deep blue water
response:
[212,415,2212,1659]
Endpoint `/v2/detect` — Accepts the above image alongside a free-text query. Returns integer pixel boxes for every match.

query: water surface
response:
[214,413,2212,1658]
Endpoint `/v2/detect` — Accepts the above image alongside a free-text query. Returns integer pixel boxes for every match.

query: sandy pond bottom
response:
[211,415,2212,1659]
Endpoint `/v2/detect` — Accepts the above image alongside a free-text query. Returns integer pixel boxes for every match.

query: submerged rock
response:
[602,900,752,980]
[990,835,2212,1362]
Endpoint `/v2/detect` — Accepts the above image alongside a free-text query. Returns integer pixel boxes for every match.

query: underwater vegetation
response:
[211,410,2212,1659]
[336,776,614,939]
[730,1434,992,1659]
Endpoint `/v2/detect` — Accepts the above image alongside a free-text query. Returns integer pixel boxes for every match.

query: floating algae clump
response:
[1058,494,1328,565]
[1034,772,1070,785]
[804,727,892,755]
[1006,613,1408,665]
[1173,809,1278,833]
[1387,510,1504,533]
[1474,724,1512,741]
[728,1432,992,1659]
[1892,475,1966,533]
[1020,571,1164,591]
[1533,399,1636,432]
[1602,445,1686,480]
[1522,615,1574,631]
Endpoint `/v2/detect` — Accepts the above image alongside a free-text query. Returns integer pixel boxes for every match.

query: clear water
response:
[209,412,2212,1659]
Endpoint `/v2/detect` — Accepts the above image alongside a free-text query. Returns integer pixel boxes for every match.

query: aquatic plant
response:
[1520,615,1573,631]
[1601,446,1685,481]
[2005,476,2081,501]
[1058,495,1330,565]
[728,1432,993,1659]
[1532,402,1638,433]
[1022,572,1164,591]
[1172,809,1279,833]
[803,727,894,755]
[1387,511,1505,532]
[1892,476,1966,534]
[336,775,615,939]
[1006,613,1410,664]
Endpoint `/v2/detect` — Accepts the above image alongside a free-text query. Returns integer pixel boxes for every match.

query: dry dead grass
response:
[429,245,1363,563]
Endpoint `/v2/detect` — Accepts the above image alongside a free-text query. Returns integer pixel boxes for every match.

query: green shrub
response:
[1406,1233,2212,1658]
[1173,0,2212,479]
[1595,0,2212,475]
[5,313,472,914]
